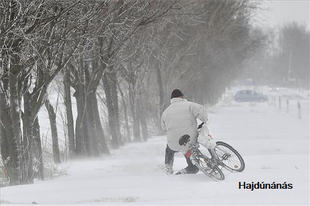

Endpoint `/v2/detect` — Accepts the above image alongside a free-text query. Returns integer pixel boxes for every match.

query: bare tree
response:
[0,0,90,185]
[45,98,61,164]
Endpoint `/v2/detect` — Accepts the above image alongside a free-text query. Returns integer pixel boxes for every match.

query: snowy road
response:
[1,98,309,205]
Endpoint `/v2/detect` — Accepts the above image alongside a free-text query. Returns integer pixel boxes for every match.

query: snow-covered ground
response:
[0,88,309,205]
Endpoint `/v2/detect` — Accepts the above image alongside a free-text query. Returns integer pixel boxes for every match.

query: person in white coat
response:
[161,89,216,175]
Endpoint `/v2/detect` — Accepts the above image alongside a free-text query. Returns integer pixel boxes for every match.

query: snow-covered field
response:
[0,88,309,205]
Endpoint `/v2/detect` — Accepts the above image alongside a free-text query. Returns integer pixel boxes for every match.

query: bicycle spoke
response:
[215,146,239,168]
[214,142,245,172]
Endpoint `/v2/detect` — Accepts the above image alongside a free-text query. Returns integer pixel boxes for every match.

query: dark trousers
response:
[165,145,199,174]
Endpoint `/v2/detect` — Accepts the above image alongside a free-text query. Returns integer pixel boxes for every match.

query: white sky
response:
[253,0,310,30]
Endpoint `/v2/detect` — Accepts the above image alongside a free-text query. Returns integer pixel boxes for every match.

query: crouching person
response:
[161,89,215,175]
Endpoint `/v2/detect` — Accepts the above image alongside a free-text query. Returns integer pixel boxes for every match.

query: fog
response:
[0,0,309,205]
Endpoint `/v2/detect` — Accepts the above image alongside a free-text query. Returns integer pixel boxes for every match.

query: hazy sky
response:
[253,0,309,30]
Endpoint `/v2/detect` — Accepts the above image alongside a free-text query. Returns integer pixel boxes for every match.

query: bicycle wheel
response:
[194,154,225,181]
[214,141,245,172]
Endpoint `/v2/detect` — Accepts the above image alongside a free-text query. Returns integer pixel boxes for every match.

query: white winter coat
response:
[161,98,208,153]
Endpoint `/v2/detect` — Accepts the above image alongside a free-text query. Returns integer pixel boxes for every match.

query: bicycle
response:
[178,123,245,181]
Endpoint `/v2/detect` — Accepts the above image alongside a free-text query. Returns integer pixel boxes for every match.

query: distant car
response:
[234,90,268,102]
[269,87,280,92]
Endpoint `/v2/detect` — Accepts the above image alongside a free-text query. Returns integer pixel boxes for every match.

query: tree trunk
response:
[138,98,148,142]
[156,61,164,131]
[109,72,122,146]
[129,84,141,142]
[90,91,110,154]
[118,83,131,142]
[63,68,75,157]
[74,81,87,156]
[103,73,119,149]
[45,98,61,164]
[74,85,93,157]
[22,92,34,184]
[85,91,99,156]
[0,92,17,184]
[132,114,141,142]
[33,118,44,180]
[82,112,91,156]
[7,67,23,185]
[0,119,10,170]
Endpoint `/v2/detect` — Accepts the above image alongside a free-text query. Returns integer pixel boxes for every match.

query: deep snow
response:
[0,88,309,205]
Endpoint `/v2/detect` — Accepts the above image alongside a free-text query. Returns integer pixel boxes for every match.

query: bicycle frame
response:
[178,123,245,180]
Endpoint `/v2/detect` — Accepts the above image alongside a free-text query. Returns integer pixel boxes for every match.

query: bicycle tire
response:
[194,154,225,181]
[214,141,245,172]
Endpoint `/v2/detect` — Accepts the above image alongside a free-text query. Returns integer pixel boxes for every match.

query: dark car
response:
[234,90,268,102]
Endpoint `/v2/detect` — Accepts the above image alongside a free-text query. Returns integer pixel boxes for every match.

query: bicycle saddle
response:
[179,134,190,146]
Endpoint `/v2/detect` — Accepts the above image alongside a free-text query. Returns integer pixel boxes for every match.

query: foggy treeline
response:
[0,0,307,186]
[241,22,309,88]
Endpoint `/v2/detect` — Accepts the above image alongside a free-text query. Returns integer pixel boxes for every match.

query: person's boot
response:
[165,163,174,175]
[175,168,188,175]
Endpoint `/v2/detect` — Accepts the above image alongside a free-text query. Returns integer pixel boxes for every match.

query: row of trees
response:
[240,22,309,89]
[270,22,309,88]
[0,0,265,186]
